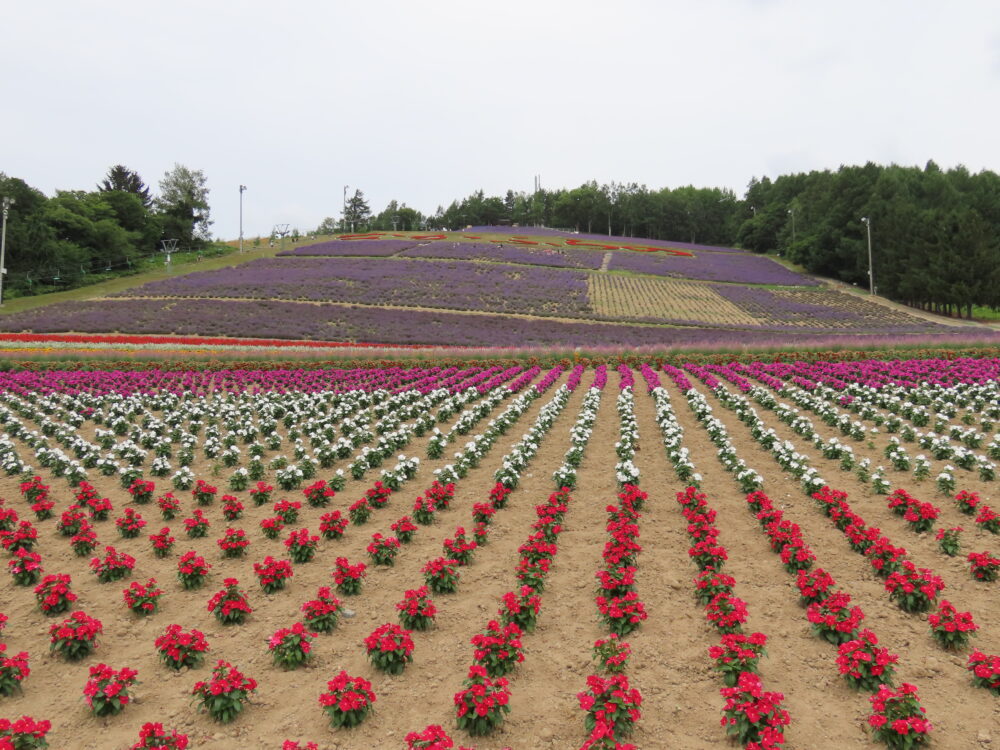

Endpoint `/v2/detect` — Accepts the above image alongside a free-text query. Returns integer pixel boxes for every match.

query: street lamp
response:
[861,216,874,295]
[239,185,247,253]
[0,197,13,306]
[788,207,796,244]
[342,185,349,234]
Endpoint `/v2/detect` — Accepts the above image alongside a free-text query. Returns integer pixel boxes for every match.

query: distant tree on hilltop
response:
[98,165,152,207]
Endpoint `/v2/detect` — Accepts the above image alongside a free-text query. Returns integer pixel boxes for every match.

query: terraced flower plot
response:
[0,357,998,749]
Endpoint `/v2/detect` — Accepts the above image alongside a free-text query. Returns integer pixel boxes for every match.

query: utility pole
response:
[239,185,247,253]
[0,197,13,306]
[788,207,796,244]
[861,216,874,294]
[342,185,349,234]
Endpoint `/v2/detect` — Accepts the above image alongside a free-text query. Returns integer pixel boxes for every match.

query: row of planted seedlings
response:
[0,368,563,746]
[675,368,999,745]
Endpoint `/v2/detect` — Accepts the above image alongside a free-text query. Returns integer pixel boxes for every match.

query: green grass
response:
[972,306,1000,321]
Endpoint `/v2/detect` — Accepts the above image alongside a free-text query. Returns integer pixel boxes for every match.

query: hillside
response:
[0,230,995,350]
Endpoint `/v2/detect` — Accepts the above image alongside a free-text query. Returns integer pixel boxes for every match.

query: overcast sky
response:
[3,1,999,240]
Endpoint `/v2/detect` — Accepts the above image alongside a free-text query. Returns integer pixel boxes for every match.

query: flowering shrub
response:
[693,568,736,606]
[254,556,294,594]
[285,528,319,563]
[207,578,253,625]
[183,509,210,538]
[155,624,209,670]
[217,528,250,558]
[116,507,147,539]
[397,586,437,631]
[886,489,939,533]
[967,551,1000,582]
[423,557,460,594]
[249,481,274,506]
[128,478,155,505]
[176,551,210,590]
[928,600,978,650]
[260,515,285,539]
[884,562,944,613]
[412,495,437,525]
[123,578,163,616]
[70,524,98,556]
[20,475,49,504]
[302,586,342,633]
[83,663,138,717]
[157,492,180,520]
[222,495,244,521]
[471,620,524,677]
[807,592,865,645]
[273,499,302,524]
[471,502,496,526]
[319,511,348,540]
[9,548,43,586]
[454,665,510,736]
[349,497,372,525]
[404,725,469,750]
[595,592,648,637]
[318,670,376,728]
[967,650,1000,695]
[935,526,963,557]
[0,716,52,749]
[709,632,768,686]
[720,672,789,748]
[976,506,1000,534]
[836,629,898,691]
[443,527,478,566]
[955,489,981,515]
[867,683,932,748]
[192,660,257,723]
[515,557,551,591]
[149,527,175,558]
[592,634,632,675]
[304,480,336,507]
[365,533,401,566]
[365,622,415,674]
[34,573,76,615]
[268,622,316,669]
[333,557,366,595]
[192,479,217,506]
[391,515,418,543]
[281,742,317,750]
[131,722,189,750]
[795,567,836,606]
[0,520,38,553]
[57,506,86,537]
[31,498,54,522]
[578,673,642,742]
[498,586,541,633]
[704,592,747,635]
[49,610,102,660]
[0,643,30,697]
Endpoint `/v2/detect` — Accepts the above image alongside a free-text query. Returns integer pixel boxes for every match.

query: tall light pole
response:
[788,207,796,244]
[0,197,13,306]
[861,216,874,295]
[239,185,247,253]
[342,185,349,234]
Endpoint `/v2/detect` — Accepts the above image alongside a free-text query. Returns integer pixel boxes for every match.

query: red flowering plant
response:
[0,643,30,697]
[214,528,248,559]
[404,724,471,750]
[365,622,415,675]
[128,478,155,505]
[57,505,86,537]
[123,578,164,616]
[115,508,147,539]
[688,538,728,571]
[443,527,478,566]
[967,650,1000,695]
[183,509,210,538]
[709,632,768,687]
[303,480,336,507]
[254,556,294,594]
[935,526,963,557]
[807,592,865,645]
[90,545,136,583]
[302,586,343,633]
[392,515,418,543]
[954,489,981,516]
[348,497,372,525]
[867,683,932,748]
[471,502,496,526]
[49,610,103,660]
[592,634,632,675]
[471,620,524,677]
[319,670,376,728]
[131,722,189,750]
[489,482,511,509]
[497,586,541,633]
[865,536,908,579]
[578,673,642,742]
[71,524,98,556]
[221,495,244,521]
[157,492,180,520]
[281,742,317,750]
[285,528,320,563]
[967,550,1000,582]
[31,497,54,522]
[9,548,43,586]
[0,715,52,749]
[779,540,816,573]
[720,672,789,749]
[268,622,317,670]
[155,624,209,670]
[1,520,38,553]
[82,663,138,717]
[423,556,460,594]
[319,510,348,540]
[177,551,210,590]
[795,567,836,606]
[19,475,49,504]
[260,515,285,540]
[596,591,648,636]
[885,562,944,613]
[0,504,18,534]
[472,521,490,547]
[86,496,114,522]
[704,592,748,635]
[192,479,217,506]
[927,600,978,650]
[515,557,551,592]
[836,629,898,691]
[976,506,1000,534]
[397,586,437,631]
[249,481,274,506]
[412,495,437,525]
[192,660,257,723]
[149,527,175,558]
[273,499,302,524]
[453,664,510,736]
[693,568,736,606]
[333,557,366,595]
[34,573,77,615]
[902,500,940,534]
[207,578,253,625]
[596,566,637,598]
[423,480,450,509]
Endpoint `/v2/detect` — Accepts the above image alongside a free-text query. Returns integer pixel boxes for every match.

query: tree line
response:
[0,165,211,296]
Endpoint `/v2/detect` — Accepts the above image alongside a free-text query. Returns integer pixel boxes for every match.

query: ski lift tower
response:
[160,239,178,269]
[273,224,291,253]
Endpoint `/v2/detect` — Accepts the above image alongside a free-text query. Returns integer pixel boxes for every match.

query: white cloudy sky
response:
[3,0,999,239]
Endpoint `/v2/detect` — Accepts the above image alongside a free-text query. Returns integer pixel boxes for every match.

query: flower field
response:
[0,358,998,749]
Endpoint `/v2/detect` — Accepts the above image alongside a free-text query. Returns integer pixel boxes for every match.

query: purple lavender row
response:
[398,241,604,270]
[277,239,417,257]
[608,250,819,286]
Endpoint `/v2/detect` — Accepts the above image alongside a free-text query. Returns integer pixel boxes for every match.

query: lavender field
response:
[398,241,605,269]
[607,248,819,285]
[277,239,417,257]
